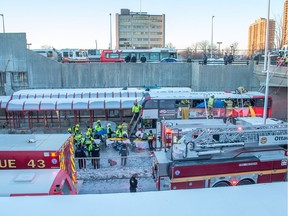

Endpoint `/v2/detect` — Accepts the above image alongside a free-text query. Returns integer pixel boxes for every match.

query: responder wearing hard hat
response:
[207,95,215,118]
[94,120,104,139]
[224,98,233,118]
[106,123,114,139]
[116,125,123,139]
[132,100,142,122]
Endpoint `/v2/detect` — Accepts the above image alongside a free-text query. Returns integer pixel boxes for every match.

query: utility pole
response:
[109,13,112,49]
[0,14,5,33]
[210,16,215,58]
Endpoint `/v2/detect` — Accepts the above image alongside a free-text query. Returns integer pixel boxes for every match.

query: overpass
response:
[0,33,286,120]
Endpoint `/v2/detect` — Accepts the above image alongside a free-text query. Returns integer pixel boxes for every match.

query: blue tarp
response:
[196,99,225,108]
[94,129,107,135]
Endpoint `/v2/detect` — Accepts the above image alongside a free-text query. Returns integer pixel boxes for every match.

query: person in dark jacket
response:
[119,143,129,166]
[91,143,100,169]
[224,52,228,65]
[228,53,234,64]
[130,174,138,192]
[131,55,137,63]
[140,55,147,63]
[125,55,131,63]
[203,54,208,65]
[75,144,86,169]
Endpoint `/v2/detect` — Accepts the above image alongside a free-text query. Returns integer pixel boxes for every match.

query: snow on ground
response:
[76,143,157,194]
[1,182,287,216]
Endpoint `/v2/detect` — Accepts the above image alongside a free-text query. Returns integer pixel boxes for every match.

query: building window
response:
[12,72,27,83]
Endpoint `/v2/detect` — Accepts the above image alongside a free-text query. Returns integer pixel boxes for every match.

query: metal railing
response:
[197,60,250,65]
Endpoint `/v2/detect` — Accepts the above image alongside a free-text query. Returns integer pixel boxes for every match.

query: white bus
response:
[61,49,89,63]
[87,49,101,62]
[32,49,60,61]
[120,47,178,62]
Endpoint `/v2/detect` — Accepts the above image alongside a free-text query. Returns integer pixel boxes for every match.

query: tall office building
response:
[248,18,275,56]
[282,0,288,46]
[115,9,165,49]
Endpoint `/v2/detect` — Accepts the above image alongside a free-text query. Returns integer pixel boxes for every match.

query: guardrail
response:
[196,60,250,65]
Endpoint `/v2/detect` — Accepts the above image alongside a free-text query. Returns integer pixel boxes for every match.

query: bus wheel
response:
[213,181,230,187]
[237,179,254,186]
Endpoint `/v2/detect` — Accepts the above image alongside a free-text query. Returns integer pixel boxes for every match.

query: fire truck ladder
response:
[128,112,142,137]
[183,123,287,153]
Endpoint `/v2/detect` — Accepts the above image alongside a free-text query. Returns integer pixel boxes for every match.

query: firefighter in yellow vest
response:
[74,127,82,147]
[132,100,142,122]
[84,132,94,157]
[122,120,129,133]
[224,98,233,118]
[146,130,155,151]
[116,125,124,139]
[207,95,215,118]
[236,86,247,94]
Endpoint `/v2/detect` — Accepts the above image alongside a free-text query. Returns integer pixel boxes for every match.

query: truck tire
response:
[237,179,254,186]
[213,181,230,187]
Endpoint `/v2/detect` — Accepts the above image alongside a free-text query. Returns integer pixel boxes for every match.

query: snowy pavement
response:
[76,144,157,194]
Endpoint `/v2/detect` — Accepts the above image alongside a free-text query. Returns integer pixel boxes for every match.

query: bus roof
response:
[0,134,71,151]
[145,91,266,100]
[0,169,61,196]
[11,87,192,99]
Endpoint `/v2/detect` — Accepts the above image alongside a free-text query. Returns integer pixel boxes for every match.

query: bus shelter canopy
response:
[6,97,142,112]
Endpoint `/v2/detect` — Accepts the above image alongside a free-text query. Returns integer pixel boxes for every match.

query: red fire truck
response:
[0,169,76,196]
[152,117,288,190]
[0,134,77,195]
[100,50,125,62]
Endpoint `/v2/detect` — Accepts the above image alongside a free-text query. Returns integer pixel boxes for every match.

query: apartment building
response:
[282,0,288,46]
[115,9,165,49]
[248,18,275,56]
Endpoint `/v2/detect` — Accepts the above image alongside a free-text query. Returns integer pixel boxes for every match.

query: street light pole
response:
[217,42,222,56]
[263,0,270,72]
[210,16,215,58]
[109,13,112,49]
[95,40,98,50]
[263,0,271,124]
[0,14,5,33]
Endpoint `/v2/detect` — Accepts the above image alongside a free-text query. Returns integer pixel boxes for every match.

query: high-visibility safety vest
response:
[94,124,104,132]
[132,104,141,113]
[208,97,215,108]
[116,129,123,138]
[225,100,233,110]
[147,133,154,140]
[122,122,128,132]
[84,137,93,146]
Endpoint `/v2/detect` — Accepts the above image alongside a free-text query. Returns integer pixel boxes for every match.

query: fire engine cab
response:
[152,117,288,190]
[0,134,77,195]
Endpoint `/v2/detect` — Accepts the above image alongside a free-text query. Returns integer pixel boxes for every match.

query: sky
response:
[0,0,285,50]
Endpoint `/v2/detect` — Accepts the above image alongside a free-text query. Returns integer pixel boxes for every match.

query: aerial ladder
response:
[128,112,142,137]
[171,120,287,159]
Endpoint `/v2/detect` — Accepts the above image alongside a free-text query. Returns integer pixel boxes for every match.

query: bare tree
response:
[274,13,283,49]
[41,45,53,49]
[191,43,199,54]
[229,41,239,54]
[165,43,175,48]
[198,40,210,53]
